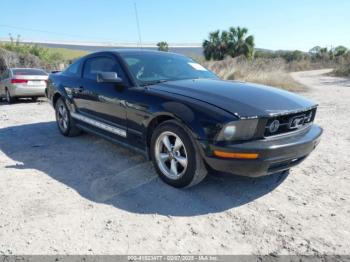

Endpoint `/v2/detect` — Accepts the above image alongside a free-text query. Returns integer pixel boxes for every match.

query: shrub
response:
[202,56,305,92]
[332,53,350,77]
[0,39,65,70]
[0,48,44,73]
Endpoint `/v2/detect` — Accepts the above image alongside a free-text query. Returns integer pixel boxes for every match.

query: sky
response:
[0,0,349,51]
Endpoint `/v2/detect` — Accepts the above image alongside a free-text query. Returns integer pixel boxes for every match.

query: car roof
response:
[9,68,46,71]
[91,49,186,57]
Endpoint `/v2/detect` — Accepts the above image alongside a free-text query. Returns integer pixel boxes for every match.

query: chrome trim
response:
[264,108,315,137]
[265,105,318,117]
[76,124,148,158]
[238,105,318,120]
[71,112,127,138]
[264,123,312,140]
[288,114,306,129]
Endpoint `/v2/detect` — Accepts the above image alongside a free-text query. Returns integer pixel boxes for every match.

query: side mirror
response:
[97,72,123,84]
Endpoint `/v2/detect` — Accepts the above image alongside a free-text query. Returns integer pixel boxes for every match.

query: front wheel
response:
[55,97,81,137]
[151,120,207,188]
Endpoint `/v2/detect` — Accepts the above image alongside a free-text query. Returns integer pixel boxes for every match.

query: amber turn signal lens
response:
[213,150,259,159]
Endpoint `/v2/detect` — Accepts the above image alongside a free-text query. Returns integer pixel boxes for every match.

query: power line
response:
[0,24,123,42]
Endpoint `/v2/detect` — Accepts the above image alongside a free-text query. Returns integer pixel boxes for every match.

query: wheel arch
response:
[145,113,180,150]
[52,92,62,108]
[5,86,12,96]
[143,98,236,157]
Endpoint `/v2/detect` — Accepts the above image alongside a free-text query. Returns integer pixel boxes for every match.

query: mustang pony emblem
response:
[289,115,306,129]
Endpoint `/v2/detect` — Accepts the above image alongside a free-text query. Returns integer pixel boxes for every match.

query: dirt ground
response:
[0,69,349,255]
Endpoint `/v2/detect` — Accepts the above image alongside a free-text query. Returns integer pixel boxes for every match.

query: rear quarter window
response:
[64,60,82,77]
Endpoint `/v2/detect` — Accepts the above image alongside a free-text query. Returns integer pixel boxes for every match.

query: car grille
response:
[264,108,317,137]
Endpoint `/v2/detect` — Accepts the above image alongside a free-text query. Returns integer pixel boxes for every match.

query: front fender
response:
[47,77,76,112]
[145,98,236,141]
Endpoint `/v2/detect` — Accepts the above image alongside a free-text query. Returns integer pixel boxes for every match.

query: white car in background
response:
[0,68,48,104]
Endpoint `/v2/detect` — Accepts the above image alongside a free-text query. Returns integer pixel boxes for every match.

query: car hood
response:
[151,79,317,118]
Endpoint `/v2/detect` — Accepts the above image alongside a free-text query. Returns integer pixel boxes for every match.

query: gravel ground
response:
[0,69,349,255]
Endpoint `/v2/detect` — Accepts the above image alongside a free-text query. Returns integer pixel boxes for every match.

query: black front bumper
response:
[199,124,322,177]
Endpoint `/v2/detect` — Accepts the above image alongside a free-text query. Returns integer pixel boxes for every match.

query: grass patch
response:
[333,66,350,77]
[202,57,306,92]
[0,41,88,70]
[45,47,88,61]
[332,55,350,77]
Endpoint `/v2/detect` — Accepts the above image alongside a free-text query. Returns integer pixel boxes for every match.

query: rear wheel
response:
[151,120,207,188]
[5,89,14,104]
[31,97,38,102]
[55,97,81,136]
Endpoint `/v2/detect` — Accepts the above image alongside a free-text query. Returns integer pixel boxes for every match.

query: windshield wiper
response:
[140,79,169,87]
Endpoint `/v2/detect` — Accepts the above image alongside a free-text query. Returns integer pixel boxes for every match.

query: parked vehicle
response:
[0,68,48,103]
[47,50,322,188]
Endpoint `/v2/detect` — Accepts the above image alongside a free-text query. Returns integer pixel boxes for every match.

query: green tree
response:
[157,41,169,52]
[227,27,255,59]
[203,30,224,60]
[309,46,322,55]
[333,45,348,57]
[319,47,330,60]
[309,46,333,60]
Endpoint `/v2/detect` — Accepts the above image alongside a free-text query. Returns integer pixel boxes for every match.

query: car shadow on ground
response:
[0,97,46,105]
[0,121,288,216]
[319,77,350,87]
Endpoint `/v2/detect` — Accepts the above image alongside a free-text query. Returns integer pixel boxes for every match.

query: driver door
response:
[73,55,128,138]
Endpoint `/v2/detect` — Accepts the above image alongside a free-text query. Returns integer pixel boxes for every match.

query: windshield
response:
[119,52,218,85]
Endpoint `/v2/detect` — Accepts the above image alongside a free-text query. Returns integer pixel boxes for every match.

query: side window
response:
[83,56,125,81]
[64,60,81,77]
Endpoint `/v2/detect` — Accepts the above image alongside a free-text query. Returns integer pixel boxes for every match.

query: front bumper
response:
[199,124,322,177]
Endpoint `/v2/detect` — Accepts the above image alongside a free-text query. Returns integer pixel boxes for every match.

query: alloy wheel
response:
[155,131,188,180]
[57,104,69,132]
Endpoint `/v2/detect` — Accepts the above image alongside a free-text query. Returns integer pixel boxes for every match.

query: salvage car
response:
[0,68,48,103]
[47,50,322,187]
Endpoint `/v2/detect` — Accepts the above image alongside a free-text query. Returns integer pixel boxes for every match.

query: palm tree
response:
[203,26,255,60]
[203,30,224,60]
[228,27,254,59]
[157,41,169,52]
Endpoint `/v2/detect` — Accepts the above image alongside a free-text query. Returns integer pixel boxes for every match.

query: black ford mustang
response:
[47,50,322,188]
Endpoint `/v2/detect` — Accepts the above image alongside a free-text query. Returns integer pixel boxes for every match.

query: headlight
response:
[216,119,259,141]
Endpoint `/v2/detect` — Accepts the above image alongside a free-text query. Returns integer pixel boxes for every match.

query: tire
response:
[151,120,208,188]
[55,97,81,137]
[5,88,15,104]
[31,97,38,102]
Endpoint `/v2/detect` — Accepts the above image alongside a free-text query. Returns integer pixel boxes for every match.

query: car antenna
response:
[134,2,143,49]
